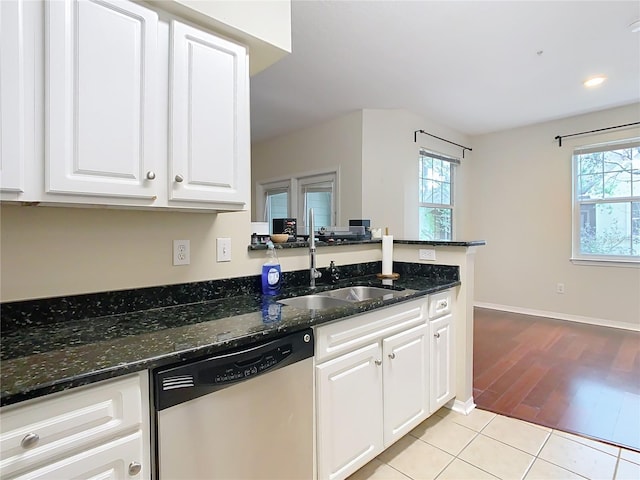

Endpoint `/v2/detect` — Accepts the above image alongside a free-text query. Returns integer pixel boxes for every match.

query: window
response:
[573,139,640,262]
[418,150,458,240]
[258,171,337,233]
[262,180,290,230]
[298,173,336,228]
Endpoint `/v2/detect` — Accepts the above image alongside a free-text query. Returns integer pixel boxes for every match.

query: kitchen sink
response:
[278,295,352,310]
[321,286,405,302]
[278,286,417,310]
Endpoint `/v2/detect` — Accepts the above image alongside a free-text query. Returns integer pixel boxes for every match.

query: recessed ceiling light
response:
[584,75,607,88]
[629,20,640,33]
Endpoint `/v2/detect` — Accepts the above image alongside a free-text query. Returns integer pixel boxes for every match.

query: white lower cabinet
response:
[430,313,455,413]
[0,372,150,480]
[315,299,430,480]
[428,289,456,414]
[10,431,144,480]
[383,323,429,446]
[316,343,383,480]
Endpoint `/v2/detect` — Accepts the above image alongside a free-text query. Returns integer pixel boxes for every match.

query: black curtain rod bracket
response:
[555,121,640,147]
[414,130,472,158]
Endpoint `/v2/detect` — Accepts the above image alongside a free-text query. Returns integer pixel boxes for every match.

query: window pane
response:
[580,202,633,256]
[579,152,603,175]
[306,191,331,228]
[419,207,452,241]
[266,191,288,231]
[633,202,640,256]
[604,169,631,198]
[419,155,453,207]
[578,174,603,199]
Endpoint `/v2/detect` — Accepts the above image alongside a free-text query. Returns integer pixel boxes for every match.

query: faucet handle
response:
[328,261,340,284]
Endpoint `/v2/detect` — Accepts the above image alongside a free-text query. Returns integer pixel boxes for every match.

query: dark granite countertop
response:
[248,238,485,250]
[0,261,459,407]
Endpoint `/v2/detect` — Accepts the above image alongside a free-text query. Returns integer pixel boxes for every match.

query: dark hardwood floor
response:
[473,307,640,452]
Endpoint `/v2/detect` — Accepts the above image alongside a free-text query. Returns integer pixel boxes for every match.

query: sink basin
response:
[321,286,405,302]
[278,286,416,310]
[278,295,352,310]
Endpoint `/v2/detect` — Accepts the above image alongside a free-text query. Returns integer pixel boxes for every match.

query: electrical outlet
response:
[173,240,190,266]
[556,282,565,294]
[217,238,232,262]
[419,248,436,261]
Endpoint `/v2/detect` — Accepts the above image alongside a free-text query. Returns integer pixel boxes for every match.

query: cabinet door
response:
[169,20,249,208]
[0,0,25,194]
[382,323,429,447]
[316,343,383,480]
[430,313,455,413]
[11,431,146,480]
[46,0,158,199]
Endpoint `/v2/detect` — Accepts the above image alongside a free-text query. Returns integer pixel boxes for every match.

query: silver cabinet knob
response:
[128,462,142,476]
[374,360,382,366]
[434,332,440,338]
[174,174,184,183]
[146,171,156,180]
[21,433,39,449]
[388,353,396,359]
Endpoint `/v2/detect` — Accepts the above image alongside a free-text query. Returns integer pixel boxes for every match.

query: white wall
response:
[253,108,472,240]
[251,110,363,225]
[0,204,380,301]
[361,109,471,239]
[468,104,640,329]
[156,0,292,75]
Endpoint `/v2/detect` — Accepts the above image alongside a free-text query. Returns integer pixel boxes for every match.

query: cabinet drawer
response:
[10,431,145,480]
[428,289,453,319]
[315,298,427,363]
[0,374,143,477]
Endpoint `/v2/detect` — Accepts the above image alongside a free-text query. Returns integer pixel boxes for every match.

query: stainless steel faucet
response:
[309,208,322,288]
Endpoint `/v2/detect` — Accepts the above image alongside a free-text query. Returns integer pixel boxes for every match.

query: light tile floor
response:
[347,408,640,480]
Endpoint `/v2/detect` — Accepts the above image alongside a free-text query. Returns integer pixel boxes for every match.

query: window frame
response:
[571,138,640,266]
[256,170,338,233]
[418,149,458,241]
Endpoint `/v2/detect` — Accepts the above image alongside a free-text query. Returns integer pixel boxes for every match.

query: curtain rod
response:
[414,129,472,158]
[554,121,640,147]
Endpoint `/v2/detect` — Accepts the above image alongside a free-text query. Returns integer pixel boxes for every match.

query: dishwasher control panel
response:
[211,345,291,384]
[154,329,314,411]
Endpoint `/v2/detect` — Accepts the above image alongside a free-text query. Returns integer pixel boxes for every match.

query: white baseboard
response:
[474,302,640,332]
[448,397,476,415]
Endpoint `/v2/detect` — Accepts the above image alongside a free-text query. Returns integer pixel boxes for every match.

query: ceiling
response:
[250,1,640,143]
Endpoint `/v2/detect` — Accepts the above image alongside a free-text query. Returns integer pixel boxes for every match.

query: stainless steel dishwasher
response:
[153,329,314,480]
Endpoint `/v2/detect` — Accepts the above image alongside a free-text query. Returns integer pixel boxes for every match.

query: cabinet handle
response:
[145,171,156,180]
[128,462,142,476]
[388,353,396,359]
[374,359,382,366]
[21,433,39,449]
[434,332,440,338]
[174,174,184,183]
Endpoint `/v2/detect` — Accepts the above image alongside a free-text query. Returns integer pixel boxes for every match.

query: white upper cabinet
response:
[45,0,159,200]
[169,21,249,208]
[0,0,26,195]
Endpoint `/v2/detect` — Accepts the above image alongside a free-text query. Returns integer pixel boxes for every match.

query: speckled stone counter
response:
[0,261,459,407]
[248,239,486,250]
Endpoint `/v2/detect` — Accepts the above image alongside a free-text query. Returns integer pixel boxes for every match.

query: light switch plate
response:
[419,248,436,261]
[217,238,232,262]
